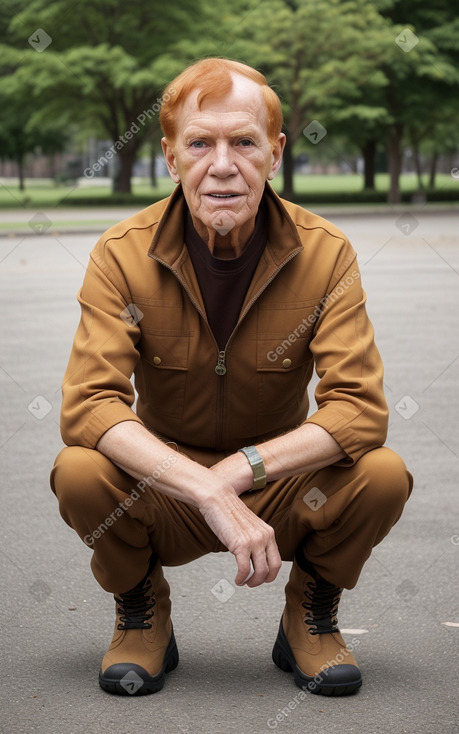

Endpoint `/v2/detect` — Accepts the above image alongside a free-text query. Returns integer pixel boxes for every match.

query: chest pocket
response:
[135,298,192,418]
[138,331,190,418]
[255,300,319,418]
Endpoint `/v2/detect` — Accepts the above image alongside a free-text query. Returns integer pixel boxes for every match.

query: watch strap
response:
[238,445,267,490]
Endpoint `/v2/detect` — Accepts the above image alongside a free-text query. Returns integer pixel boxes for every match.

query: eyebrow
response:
[183,125,262,140]
[230,127,261,139]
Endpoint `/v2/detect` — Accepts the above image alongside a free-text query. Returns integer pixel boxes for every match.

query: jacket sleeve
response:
[60,248,144,448]
[304,253,388,465]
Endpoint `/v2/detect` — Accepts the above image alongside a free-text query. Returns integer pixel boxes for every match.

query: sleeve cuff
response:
[79,401,144,448]
[304,406,387,466]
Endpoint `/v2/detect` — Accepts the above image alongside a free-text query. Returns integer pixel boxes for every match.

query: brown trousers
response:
[50,444,413,593]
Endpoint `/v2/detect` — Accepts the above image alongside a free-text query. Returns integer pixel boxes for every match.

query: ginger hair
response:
[159,58,283,147]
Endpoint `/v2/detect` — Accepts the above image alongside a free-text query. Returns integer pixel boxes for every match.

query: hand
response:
[198,486,282,588]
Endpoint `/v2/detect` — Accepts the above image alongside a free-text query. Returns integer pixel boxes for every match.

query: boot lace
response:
[302,576,342,635]
[115,575,156,630]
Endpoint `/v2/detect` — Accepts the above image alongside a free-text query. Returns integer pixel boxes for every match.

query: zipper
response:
[152,256,228,449]
[152,246,302,449]
[215,351,227,376]
[211,246,302,448]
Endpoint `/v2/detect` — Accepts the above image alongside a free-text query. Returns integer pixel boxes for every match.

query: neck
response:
[192,217,256,259]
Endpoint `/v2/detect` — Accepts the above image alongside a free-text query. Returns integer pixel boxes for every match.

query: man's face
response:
[161,74,285,255]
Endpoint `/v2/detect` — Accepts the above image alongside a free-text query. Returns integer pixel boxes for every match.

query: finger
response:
[263,537,282,583]
[234,552,253,586]
[242,558,255,584]
[245,548,270,588]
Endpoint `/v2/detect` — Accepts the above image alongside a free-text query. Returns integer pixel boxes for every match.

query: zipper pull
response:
[215,350,227,376]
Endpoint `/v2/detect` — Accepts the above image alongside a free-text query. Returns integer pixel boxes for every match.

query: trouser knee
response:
[52,446,110,516]
[50,445,138,535]
[299,447,412,589]
[51,447,90,518]
[355,447,413,525]
[50,446,153,591]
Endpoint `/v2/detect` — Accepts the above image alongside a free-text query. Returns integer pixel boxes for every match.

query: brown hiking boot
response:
[99,556,178,695]
[272,553,362,696]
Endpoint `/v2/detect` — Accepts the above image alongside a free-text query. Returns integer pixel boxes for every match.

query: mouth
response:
[206,193,242,199]
[205,193,243,208]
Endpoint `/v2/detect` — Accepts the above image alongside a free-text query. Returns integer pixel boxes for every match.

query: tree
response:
[378,0,459,202]
[0,43,69,191]
[416,115,459,190]
[3,0,458,201]
[214,0,395,200]
[5,0,205,193]
[222,0,459,201]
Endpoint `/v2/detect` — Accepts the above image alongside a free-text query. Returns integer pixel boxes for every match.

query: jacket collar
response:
[147,182,303,267]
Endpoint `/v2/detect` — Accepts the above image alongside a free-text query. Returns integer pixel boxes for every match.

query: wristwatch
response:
[238,445,267,491]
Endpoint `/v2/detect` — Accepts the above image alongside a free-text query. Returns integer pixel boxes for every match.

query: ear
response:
[161,137,181,183]
[267,133,286,181]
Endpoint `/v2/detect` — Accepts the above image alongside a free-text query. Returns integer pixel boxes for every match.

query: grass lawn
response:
[0,177,176,208]
[0,173,457,209]
[277,173,449,194]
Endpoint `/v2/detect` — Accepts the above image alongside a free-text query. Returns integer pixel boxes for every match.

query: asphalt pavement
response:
[0,205,458,734]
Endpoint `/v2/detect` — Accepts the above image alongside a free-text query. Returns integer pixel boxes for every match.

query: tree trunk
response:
[150,147,157,188]
[413,145,424,190]
[48,153,56,180]
[361,139,376,190]
[387,124,403,204]
[17,156,25,191]
[281,133,294,200]
[429,152,438,189]
[113,146,137,194]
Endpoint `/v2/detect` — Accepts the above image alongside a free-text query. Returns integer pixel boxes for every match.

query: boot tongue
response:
[301,567,342,635]
[115,565,156,630]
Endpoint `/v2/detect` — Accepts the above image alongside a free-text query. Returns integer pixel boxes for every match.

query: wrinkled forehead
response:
[176,74,269,135]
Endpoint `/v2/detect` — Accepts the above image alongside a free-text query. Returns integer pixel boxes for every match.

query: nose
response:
[208,141,238,177]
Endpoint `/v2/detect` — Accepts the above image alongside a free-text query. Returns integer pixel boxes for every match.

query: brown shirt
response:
[185,205,267,349]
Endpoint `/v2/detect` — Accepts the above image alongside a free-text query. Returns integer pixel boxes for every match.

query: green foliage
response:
[2,0,209,191]
[0,0,458,198]
[0,30,69,188]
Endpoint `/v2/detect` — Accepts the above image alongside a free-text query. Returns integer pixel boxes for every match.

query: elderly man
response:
[51,58,412,698]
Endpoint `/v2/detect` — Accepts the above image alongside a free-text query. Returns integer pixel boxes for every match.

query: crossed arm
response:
[96,420,345,589]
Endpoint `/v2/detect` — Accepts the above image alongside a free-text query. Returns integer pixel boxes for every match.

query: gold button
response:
[153,356,162,366]
[282,358,292,368]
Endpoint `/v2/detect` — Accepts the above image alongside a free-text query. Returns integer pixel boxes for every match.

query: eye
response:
[239,139,254,147]
[190,140,206,149]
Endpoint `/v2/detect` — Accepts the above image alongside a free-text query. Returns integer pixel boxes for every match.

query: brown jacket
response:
[60,184,388,465]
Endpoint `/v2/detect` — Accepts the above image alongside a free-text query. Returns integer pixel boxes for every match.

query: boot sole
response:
[99,628,179,696]
[272,618,362,697]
